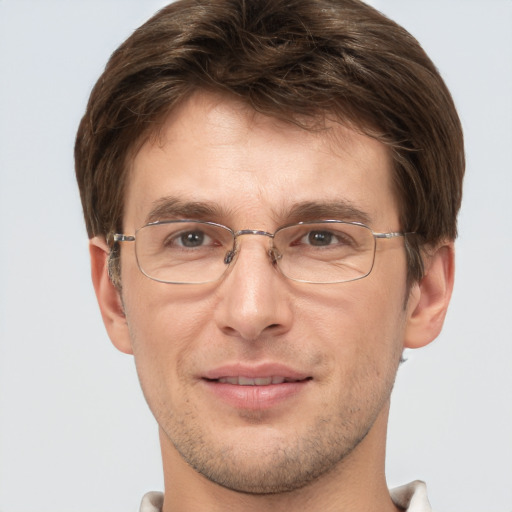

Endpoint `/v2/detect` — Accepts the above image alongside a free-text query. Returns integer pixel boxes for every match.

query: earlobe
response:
[89,237,133,355]
[404,243,455,349]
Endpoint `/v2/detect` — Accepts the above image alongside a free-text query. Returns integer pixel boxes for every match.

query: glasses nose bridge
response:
[226,229,277,265]
[233,229,276,253]
[234,229,275,240]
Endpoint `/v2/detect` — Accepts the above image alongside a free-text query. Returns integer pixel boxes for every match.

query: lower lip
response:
[201,380,310,410]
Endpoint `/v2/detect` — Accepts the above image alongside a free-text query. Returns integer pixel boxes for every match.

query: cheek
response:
[125,287,211,359]
[121,244,216,346]
[123,291,212,422]
[298,275,407,374]
[121,270,215,389]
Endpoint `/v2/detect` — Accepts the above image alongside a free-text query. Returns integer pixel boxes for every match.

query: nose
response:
[214,237,293,342]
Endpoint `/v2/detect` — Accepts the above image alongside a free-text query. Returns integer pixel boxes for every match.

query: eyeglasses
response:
[113,220,411,284]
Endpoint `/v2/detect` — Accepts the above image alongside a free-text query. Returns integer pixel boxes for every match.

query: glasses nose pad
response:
[268,247,282,265]
[224,249,236,265]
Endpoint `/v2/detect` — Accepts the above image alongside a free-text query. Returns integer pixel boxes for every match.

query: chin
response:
[166,413,370,495]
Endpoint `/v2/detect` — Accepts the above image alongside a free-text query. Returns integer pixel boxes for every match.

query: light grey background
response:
[0,1,511,511]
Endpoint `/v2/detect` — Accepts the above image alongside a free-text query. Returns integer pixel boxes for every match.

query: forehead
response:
[124,92,398,230]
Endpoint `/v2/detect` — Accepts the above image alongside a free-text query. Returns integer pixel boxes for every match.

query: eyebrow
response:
[145,197,224,224]
[283,201,372,226]
[145,197,371,226]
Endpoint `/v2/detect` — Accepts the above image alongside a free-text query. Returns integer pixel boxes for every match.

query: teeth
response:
[244,376,271,386]
[218,377,239,385]
[217,376,294,386]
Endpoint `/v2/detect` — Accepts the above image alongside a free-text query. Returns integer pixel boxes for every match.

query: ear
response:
[404,242,455,349]
[89,237,133,355]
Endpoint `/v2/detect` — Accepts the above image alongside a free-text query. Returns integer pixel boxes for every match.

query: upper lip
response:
[202,363,311,382]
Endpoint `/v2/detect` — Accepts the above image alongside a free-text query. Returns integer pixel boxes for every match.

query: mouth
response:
[207,376,311,386]
[201,366,312,410]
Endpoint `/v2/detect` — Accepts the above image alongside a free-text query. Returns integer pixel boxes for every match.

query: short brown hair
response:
[75,0,464,283]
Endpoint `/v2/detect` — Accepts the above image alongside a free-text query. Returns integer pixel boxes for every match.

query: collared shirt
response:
[390,481,433,511]
[139,480,433,511]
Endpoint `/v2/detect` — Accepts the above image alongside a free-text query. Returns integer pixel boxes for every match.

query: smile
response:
[215,376,307,386]
[202,371,312,410]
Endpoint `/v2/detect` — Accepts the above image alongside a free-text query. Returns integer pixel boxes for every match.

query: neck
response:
[159,404,401,512]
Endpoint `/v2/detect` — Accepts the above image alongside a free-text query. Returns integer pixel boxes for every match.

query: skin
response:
[90,91,454,511]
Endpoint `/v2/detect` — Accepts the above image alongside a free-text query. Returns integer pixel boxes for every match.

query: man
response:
[74,0,464,510]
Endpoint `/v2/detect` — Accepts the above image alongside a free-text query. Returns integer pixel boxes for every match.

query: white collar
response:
[139,480,433,512]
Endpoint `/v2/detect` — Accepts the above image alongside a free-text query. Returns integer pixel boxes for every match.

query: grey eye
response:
[179,231,205,247]
[307,231,333,246]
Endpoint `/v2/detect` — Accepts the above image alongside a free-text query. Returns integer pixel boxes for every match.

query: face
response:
[118,92,414,493]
